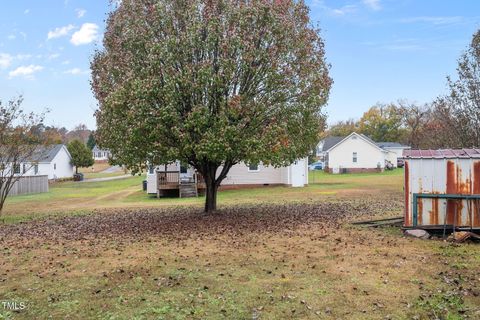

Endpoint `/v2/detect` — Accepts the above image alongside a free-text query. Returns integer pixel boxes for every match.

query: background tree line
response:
[326,29,480,149]
[30,123,96,150]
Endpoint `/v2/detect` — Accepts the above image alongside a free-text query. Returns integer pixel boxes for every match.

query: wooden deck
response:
[157,171,205,198]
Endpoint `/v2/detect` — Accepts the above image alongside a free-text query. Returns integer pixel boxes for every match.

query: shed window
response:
[353,152,358,163]
[14,164,21,174]
[54,163,57,170]
[34,164,39,175]
[148,165,154,174]
[248,164,259,172]
[23,164,26,174]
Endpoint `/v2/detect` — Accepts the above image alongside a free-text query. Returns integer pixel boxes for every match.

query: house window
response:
[180,163,188,174]
[353,152,358,163]
[14,164,21,174]
[148,165,154,174]
[54,163,57,170]
[34,164,39,175]
[98,152,102,158]
[248,164,259,172]
[23,163,27,174]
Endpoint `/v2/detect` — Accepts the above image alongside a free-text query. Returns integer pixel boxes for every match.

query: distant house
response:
[20,144,74,180]
[320,132,410,173]
[376,142,411,159]
[146,159,308,197]
[92,145,111,161]
[316,136,343,161]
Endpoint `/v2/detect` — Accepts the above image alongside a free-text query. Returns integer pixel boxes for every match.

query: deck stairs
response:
[179,182,198,198]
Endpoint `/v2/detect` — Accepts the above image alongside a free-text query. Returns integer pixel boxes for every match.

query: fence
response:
[5,175,49,196]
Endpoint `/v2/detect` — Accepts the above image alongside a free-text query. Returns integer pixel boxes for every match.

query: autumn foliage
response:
[91,0,331,211]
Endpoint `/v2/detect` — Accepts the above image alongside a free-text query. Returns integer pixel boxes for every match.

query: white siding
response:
[221,163,287,185]
[49,147,74,179]
[328,134,386,170]
[146,158,308,194]
[385,150,398,167]
[20,146,73,179]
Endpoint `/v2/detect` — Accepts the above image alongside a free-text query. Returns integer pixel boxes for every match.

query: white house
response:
[18,144,74,180]
[376,142,411,159]
[92,145,111,161]
[146,159,308,196]
[322,132,409,173]
[316,136,343,160]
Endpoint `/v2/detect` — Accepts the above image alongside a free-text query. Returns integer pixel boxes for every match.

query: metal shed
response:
[402,149,480,232]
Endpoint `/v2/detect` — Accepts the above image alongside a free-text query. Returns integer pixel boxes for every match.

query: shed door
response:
[291,159,305,187]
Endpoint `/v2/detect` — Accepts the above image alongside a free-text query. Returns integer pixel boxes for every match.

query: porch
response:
[156,171,206,198]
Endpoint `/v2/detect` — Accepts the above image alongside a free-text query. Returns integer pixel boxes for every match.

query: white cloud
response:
[332,5,357,16]
[312,1,357,17]
[47,24,75,40]
[363,0,381,11]
[62,60,71,65]
[24,9,30,14]
[76,8,86,18]
[9,65,44,79]
[0,53,12,69]
[64,68,88,75]
[70,23,99,46]
[7,34,16,40]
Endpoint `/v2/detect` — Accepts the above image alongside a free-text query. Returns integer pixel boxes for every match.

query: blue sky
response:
[1,0,479,130]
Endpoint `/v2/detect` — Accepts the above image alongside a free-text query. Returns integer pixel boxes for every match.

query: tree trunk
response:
[198,161,234,213]
[204,177,218,213]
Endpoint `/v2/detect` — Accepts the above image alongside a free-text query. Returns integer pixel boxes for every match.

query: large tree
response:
[92,0,332,212]
[67,140,95,174]
[0,97,47,216]
[87,132,96,150]
[358,103,406,143]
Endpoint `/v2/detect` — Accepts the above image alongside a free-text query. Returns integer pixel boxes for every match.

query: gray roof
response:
[321,136,344,152]
[30,144,66,163]
[321,133,410,152]
[376,142,410,149]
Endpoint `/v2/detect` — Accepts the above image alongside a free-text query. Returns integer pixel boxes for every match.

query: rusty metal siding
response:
[404,157,480,228]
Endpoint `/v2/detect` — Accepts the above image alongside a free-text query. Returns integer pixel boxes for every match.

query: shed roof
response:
[403,149,480,159]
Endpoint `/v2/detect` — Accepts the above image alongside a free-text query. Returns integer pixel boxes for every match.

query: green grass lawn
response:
[3,170,404,223]
[308,168,404,184]
[1,167,478,319]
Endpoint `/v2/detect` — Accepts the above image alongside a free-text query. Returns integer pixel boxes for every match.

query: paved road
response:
[100,165,122,174]
[81,175,133,183]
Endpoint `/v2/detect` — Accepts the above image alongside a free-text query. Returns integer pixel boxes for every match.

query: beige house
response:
[146,159,308,197]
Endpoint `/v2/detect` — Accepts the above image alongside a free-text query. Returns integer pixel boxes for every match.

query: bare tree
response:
[397,101,431,148]
[433,29,480,148]
[0,97,47,216]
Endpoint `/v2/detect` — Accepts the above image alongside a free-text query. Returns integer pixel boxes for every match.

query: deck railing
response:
[157,170,206,189]
[157,171,180,186]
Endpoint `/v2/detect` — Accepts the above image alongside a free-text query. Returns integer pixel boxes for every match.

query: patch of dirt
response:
[0,197,402,243]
